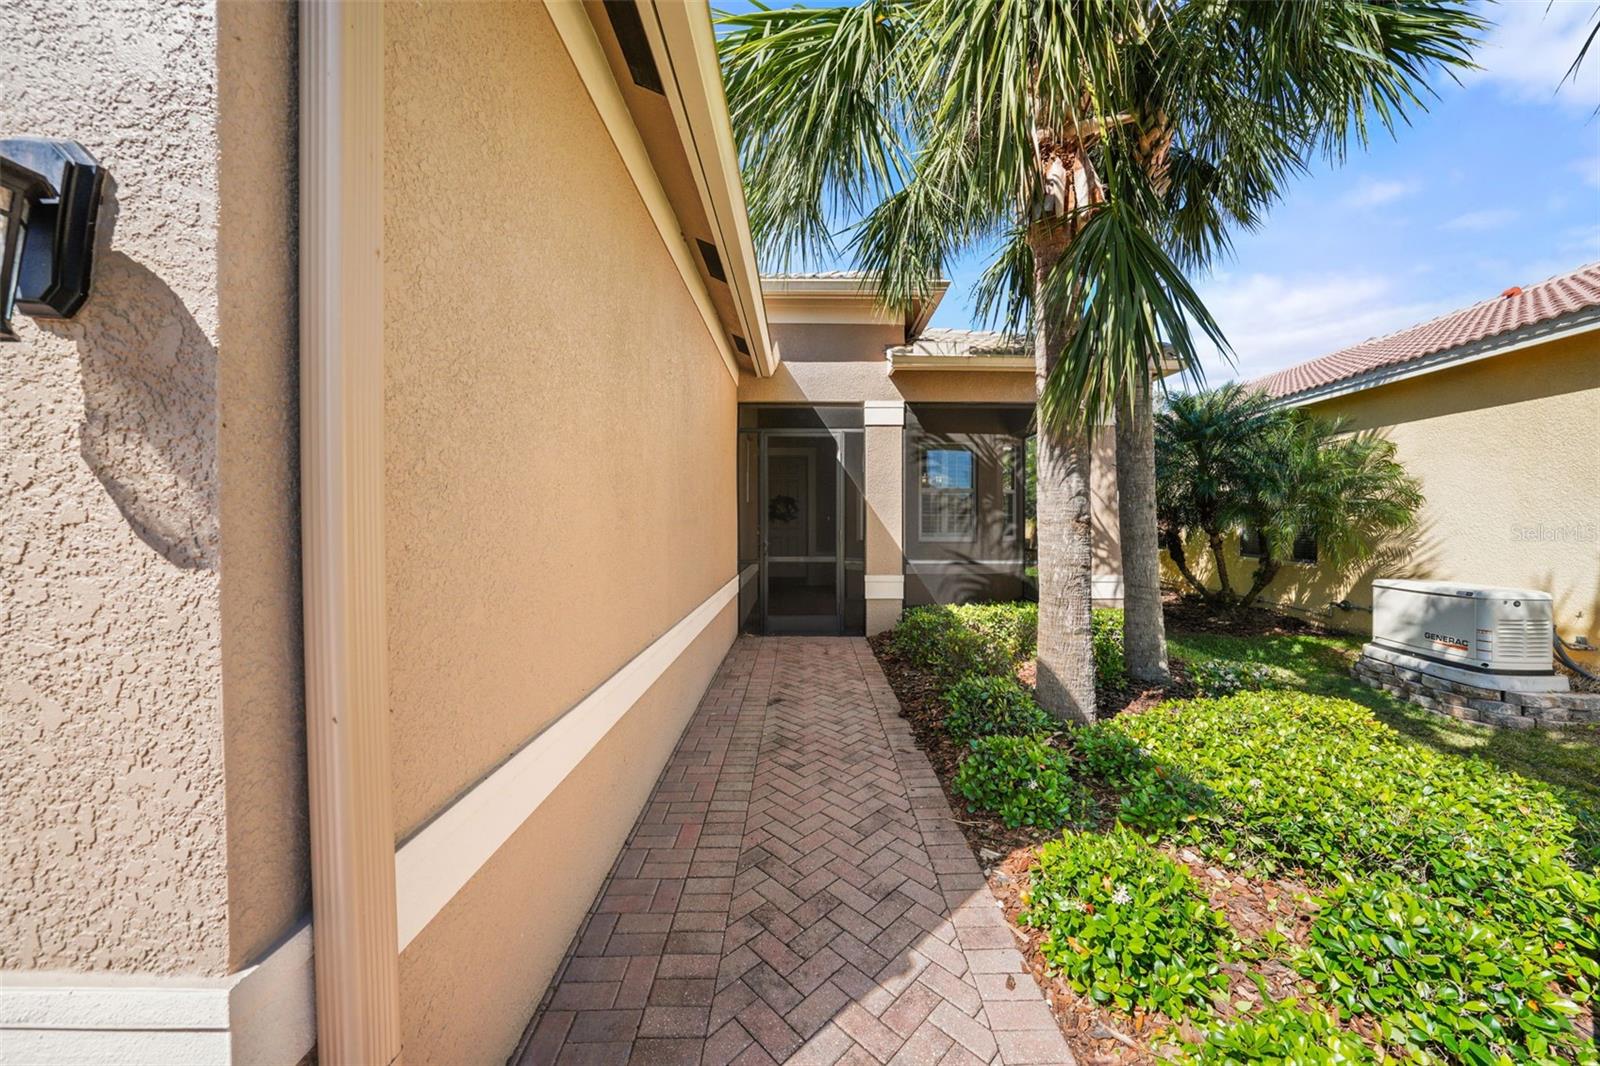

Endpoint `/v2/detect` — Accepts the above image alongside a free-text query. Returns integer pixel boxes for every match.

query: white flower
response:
[1111,885,1132,906]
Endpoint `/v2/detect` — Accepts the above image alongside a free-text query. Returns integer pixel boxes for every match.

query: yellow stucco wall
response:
[1167,333,1600,649]
[383,3,737,1061]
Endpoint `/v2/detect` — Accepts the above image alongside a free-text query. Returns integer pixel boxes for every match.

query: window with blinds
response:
[920,448,976,540]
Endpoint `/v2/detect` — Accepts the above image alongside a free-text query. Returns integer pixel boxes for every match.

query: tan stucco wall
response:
[397,605,735,1066]
[739,358,1036,407]
[2,0,302,978]
[383,3,737,1059]
[865,421,905,634]
[1089,425,1123,607]
[771,321,905,362]
[1165,335,1600,648]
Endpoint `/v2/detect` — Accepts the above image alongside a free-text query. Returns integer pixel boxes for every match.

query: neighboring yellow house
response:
[1200,264,1600,653]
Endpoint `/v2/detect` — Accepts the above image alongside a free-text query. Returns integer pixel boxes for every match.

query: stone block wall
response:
[1352,654,1600,730]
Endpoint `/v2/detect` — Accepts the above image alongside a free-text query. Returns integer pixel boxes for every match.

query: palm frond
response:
[1038,197,1228,430]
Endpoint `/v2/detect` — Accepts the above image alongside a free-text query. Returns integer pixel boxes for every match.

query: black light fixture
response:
[1,138,106,341]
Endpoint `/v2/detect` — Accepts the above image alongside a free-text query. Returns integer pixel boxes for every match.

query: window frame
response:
[1239,525,1318,564]
[918,445,979,542]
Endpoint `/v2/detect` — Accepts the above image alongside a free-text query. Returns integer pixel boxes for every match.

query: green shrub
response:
[1072,722,1148,785]
[1296,875,1586,1063]
[1186,657,1276,696]
[1021,826,1233,1018]
[953,735,1094,829]
[1091,608,1127,688]
[892,606,1003,681]
[891,603,1035,682]
[1097,693,1599,969]
[1179,998,1375,1065]
[943,674,1055,741]
[952,602,1038,664]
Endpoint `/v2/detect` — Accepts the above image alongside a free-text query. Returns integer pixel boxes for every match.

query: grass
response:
[1167,627,1600,804]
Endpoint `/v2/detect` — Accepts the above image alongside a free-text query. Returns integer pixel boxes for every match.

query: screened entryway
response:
[904,404,1037,605]
[738,406,866,635]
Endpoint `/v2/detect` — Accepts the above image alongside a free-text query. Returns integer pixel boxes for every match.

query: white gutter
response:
[299,4,403,1062]
[1272,307,1600,409]
[888,355,1033,374]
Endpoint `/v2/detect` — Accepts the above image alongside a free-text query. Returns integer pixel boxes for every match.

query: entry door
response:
[761,432,842,634]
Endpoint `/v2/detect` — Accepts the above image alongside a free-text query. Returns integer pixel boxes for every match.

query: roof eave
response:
[1270,307,1600,408]
[644,1,778,376]
[887,354,1034,374]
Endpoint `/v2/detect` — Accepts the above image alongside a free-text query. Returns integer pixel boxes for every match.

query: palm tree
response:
[1155,388,1423,609]
[1154,384,1279,604]
[1115,369,1167,683]
[718,1,1479,722]
[1235,411,1424,608]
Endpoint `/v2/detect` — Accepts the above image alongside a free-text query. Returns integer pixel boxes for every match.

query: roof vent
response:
[731,334,749,355]
[696,239,727,283]
[1501,286,1523,299]
[603,1,664,94]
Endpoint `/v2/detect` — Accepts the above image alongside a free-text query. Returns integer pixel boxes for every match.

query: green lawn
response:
[1167,627,1600,804]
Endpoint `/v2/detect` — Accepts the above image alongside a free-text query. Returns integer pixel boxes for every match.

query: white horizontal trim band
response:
[394,573,740,949]
[1,571,740,1064]
[863,575,905,599]
[906,559,1026,568]
[0,925,313,1066]
[862,401,905,427]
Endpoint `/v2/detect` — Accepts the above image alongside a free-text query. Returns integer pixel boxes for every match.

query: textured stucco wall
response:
[382,3,738,1058]
[214,0,306,970]
[770,321,906,362]
[1164,335,1600,649]
[1089,425,1124,606]
[1,0,302,978]
[738,357,1036,406]
[865,422,905,634]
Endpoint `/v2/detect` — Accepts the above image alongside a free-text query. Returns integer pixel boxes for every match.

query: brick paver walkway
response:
[516,637,1074,1066]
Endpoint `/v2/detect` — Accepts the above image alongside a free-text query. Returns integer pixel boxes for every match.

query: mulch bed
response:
[867,608,1367,1063]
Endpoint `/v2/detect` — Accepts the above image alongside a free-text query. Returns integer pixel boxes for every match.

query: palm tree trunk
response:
[1030,223,1096,724]
[1239,556,1280,608]
[1162,527,1209,601]
[1115,371,1169,684]
[1206,528,1235,605]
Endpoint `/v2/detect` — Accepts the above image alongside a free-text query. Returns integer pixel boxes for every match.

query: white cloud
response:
[1474,2,1600,111]
[1338,177,1421,209]
[1573,151,1600,189]
[1441,208,1519,232]
[1189,272,1456,384]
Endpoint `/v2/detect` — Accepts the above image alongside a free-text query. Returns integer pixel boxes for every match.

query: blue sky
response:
[723,1,1600,384]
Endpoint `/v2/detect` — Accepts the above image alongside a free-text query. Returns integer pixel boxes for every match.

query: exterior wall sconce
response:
[1,138,106,341]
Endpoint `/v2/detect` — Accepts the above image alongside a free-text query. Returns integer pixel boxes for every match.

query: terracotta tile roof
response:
[1254,262,1600,400]
[887,327,1029,358]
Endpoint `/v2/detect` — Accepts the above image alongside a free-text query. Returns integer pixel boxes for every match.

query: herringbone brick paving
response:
[518,636,1074,1066]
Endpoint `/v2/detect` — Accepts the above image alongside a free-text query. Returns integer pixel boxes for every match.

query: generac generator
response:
[1371,579,1555,676]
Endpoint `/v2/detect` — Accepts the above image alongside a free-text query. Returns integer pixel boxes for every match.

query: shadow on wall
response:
[40,241,220,570]
[1160,517,1444,631]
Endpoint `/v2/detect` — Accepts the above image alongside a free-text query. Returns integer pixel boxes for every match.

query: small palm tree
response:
[1156,388,1423,608]
[719,1,1479,721]
[1236,413,1424,608]
[1154,384,1280,603]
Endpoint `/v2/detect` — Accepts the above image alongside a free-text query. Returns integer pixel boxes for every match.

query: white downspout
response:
[298,3,403,1062]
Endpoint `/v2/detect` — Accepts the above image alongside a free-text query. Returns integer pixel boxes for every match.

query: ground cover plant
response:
[871,600,1600,1064]
[953,734,1094,830]
[1022,826,1235,1019]
[942,674,1055,741]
